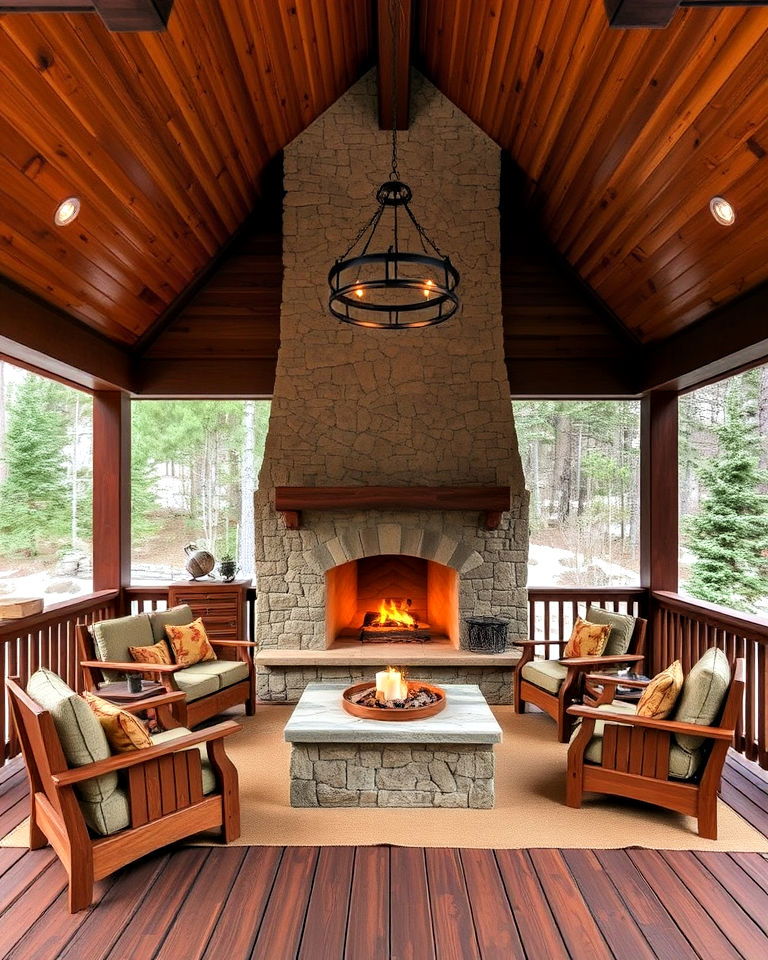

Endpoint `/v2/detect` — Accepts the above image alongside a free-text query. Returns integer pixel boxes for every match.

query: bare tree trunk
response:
[759,365,768,494]
[239,400,256,576]
[70,392,80,549]
[554,414,572,523]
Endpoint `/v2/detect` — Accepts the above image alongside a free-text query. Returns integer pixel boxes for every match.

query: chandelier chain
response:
[389,0,400,180]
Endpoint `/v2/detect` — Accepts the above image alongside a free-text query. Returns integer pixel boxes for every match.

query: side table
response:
[96,681,176,731]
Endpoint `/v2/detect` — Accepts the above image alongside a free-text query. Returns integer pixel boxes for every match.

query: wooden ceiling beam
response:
[606,1,768,29]
[377,0,412,130]
[0,1,173,31]
[0,277,135,391]
[641,280,768,392]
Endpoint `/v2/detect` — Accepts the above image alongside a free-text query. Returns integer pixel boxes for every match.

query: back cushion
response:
[586,606,636,657]
[673,647,731,752]
[91,614,154,681]
[149,604,195,643]
[27,668,118,803]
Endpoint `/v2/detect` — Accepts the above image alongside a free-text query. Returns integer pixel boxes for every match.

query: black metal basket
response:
[465,616,509,654]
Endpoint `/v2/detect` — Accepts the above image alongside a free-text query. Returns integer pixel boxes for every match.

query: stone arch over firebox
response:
[305,522,485,577]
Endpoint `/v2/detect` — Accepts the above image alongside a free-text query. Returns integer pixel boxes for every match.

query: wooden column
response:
[92,392,131,591]
[640,391,678,593]
[377,0,412,130]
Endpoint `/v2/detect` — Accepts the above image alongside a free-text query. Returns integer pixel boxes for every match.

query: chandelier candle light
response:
[327,0,460,329]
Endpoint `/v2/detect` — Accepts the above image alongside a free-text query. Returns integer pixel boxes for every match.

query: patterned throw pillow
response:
[164,618,217,668]
[83,692,152,753]
[636,660,684,719]
[562,618,611,659]
[129,638,172,665]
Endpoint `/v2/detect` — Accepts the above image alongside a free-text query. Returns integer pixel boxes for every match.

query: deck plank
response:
[695,851,768,937]
[494,850,570,959]
[298,846,354,960]
[251,846,319,960]
[424,848,481,960]
[390,847,436,960]
[461,848,524,959]
[344,846,389,960]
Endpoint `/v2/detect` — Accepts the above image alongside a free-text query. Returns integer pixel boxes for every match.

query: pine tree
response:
[0,375,71,555]
[687,383,768,611]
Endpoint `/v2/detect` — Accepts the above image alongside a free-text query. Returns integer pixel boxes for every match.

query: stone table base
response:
[290,742,494,808]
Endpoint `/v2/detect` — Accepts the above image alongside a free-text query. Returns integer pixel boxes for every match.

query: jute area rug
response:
[4,705,768,851]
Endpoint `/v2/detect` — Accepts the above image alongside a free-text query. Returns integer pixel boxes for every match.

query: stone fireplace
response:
[254,70,529,703]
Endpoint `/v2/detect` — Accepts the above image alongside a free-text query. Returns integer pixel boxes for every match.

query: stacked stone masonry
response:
[253,70,529,689]
[258,664,514,704]
[290,742,494,808]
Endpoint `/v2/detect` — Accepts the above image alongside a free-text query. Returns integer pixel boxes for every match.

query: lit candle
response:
[376,666,404,701]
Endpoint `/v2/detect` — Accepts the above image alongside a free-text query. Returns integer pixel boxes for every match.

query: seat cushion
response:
[586,606,636,657]
[79,787,130,837]
[149,605,195,644]
[91,614,155,681]
[26,668,118,804]
[173,666,221,702]
[570,701,697,780]
[673,647,731,752]
[521,659,568,695]
[189,659,249,689]
[151,727,217,795]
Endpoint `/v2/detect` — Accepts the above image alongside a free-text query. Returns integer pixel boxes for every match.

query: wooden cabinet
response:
[168,580,249,659]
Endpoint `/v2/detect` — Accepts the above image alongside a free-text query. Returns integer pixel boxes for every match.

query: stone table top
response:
[283,682,502,744]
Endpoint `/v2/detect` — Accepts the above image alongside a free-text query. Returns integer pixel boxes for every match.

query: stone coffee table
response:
[284,682,502,808]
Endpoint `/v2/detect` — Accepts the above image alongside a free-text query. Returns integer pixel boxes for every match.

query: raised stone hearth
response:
[254,70,529,700]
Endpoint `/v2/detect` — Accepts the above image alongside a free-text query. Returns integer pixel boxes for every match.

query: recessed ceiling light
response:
[709,196,735,226]
[54,197,80,227]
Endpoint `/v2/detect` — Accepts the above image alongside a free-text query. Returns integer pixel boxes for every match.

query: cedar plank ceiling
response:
[418,1,768,343]
[0,1,767,348]
[0,1,373,345]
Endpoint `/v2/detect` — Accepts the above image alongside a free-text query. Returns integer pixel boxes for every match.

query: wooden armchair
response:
[515,613,647,741]
[77,611,257,728]
[565,658,745,839]
[8,675,241,912]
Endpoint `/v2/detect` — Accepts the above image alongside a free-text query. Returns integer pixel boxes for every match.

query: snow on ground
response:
[0,567,92,606]
[527,542,639,587]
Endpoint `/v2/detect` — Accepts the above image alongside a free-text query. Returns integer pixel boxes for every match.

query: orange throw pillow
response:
[129,638,171,665]
[83,692,152,753]
[164,618,217,668]
[636,660,684,719]
[563,617,611,659]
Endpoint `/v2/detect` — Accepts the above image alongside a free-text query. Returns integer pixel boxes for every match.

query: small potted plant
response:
[218,554,239,583]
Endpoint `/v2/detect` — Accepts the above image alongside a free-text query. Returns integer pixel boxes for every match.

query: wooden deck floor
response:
[0,753,767,959]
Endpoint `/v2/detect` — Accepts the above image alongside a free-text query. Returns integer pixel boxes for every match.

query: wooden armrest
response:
[51,720,242,786]
[566,704,734,740]
[584,673,651,689]
[515,639,567,648]
[120,691,187,713]
[81,660,183,674]
[560,654,644,668]
[210,639,258,648]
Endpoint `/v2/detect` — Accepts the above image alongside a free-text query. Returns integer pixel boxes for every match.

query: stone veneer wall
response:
[255,70,528,656]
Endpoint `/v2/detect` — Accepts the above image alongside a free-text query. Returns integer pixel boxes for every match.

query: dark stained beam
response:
[605,0,680,27]
[92,391,131,591]
[0,0,173,31]
[641,280,768,393]
[0,277,135,392]
[506,359,640,399]
[640,392,678,592]
[137,358,276,398]
[607,1,768,29]
[377,0,412,130]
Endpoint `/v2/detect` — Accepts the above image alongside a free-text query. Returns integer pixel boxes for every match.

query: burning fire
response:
[372,599,417,628]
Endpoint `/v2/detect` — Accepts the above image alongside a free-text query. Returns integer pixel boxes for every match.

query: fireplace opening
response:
[325,554,459,648]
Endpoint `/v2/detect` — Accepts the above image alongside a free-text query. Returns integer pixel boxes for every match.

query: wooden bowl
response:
[341,681,446,721]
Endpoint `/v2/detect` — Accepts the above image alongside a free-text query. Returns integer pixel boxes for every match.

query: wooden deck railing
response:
[652,591,768,769]
[0,590,120,761]
[527,586,648,657]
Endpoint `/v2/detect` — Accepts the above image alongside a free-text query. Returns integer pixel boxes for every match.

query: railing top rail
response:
[0,590,120,641]
[527,586,647,598]
[653,591,768,642]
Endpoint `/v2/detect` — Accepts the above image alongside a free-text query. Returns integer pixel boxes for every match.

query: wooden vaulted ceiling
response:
[0,0,767,357]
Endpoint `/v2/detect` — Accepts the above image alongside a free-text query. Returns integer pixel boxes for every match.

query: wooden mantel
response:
[274,486,512,531]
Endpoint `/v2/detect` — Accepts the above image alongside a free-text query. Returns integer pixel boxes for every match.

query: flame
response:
[373,599,417,628]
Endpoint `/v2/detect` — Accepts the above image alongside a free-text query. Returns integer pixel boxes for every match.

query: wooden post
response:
[641,391,678,592]
[377,0,412,130]
[92,392,131,591]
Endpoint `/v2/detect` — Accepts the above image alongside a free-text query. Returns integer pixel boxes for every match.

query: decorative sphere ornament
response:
[184,543,215,580]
